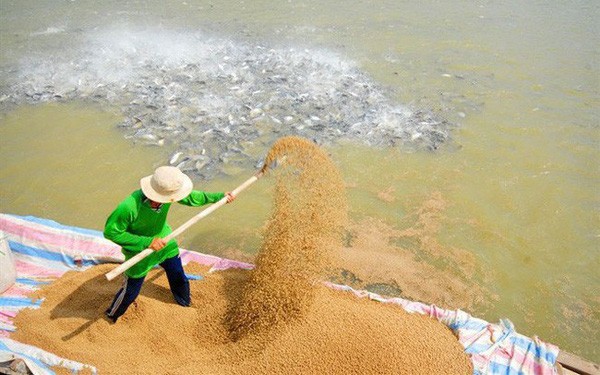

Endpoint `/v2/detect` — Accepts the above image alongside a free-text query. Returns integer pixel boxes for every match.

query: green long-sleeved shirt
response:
[104,189,224,278]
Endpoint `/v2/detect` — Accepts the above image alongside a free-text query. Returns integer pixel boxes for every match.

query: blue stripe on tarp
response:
[0,297,43,308]
[185,273,204,281]
[15,278,51,286]
[8,241,76,267]
[487,361,515,375]
[8,214,103,238]
[80,259,100,267]
[448,318,488,332]
[510,335,558,364]
[0,339,55,375]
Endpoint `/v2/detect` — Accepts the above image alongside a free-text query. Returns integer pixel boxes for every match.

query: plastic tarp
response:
[0,232,17,293]
[0,213,559,374]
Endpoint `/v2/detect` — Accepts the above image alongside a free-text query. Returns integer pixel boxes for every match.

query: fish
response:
[249,108,263,118]
[169,152,183,165]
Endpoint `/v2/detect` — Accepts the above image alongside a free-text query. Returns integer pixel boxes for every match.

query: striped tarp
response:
[0,213,559,374]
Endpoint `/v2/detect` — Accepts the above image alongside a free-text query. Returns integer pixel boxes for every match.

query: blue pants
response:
[105,255,190,322]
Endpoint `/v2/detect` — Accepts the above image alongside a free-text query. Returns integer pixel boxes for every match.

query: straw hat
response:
[140,166,193,203]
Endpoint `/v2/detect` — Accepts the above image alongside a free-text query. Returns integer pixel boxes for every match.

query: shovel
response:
[105,170,264,281]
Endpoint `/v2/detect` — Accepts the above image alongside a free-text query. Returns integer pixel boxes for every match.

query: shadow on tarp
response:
[51,269,174,341]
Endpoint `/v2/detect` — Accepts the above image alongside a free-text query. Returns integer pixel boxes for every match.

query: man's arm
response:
[104,202,153,252]
[178,190,226,207]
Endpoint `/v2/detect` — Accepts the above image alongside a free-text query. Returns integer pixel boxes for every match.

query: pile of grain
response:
[14,264,472,374]
[226,136,347,340]
[12,136,472,374]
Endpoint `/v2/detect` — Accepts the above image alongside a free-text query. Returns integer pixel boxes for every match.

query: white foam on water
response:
[31,27,67,36]
[2,26,454,177]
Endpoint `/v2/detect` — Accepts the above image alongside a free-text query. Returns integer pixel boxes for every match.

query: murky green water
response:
[1,0,598,362]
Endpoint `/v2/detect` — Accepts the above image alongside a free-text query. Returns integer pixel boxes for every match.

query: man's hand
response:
[225,192,236,203]
[150,237,166,251]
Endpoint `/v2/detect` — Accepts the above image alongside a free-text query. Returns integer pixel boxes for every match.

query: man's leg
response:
[160,255,190,307]
[105,276,145,322]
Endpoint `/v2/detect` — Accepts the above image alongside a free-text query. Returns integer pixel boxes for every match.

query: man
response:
[103,166,235,323]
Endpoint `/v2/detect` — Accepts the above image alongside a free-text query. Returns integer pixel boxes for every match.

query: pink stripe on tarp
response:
[14,259,65,278]
[1,284,30,296]
[0,286,33,297]
[179,250,221,266]
[180,250,254,271]
[0,311,17,319]
[211,258,254,271]
[0,216,117,257]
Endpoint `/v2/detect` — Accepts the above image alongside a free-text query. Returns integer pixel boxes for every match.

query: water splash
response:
[1,27,454,178]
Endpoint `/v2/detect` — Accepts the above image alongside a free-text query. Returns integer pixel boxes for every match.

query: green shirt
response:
[104,189,225,278]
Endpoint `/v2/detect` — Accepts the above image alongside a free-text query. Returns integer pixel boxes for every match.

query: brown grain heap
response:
[227,136,348,340]
[14,264,472,374]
